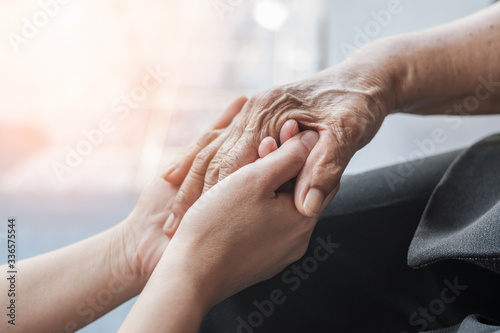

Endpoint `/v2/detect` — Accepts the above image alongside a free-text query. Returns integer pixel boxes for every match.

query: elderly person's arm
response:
[163,3,500,234]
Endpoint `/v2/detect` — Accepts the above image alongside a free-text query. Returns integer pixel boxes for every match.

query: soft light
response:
[253,1,289,31]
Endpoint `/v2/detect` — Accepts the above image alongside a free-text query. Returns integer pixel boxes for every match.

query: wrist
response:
[161,237,222,309]
[156,245,216,313]
[344,35,411,115]
[120,250,210,333]
[108,221,146,293]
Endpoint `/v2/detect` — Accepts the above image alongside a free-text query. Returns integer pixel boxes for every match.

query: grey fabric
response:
[424,315,500,333]
[408,133,500,272]
[410,133,500,332]
[200,134,500,333]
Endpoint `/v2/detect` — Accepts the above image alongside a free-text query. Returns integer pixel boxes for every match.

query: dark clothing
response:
[409,134,500,274]
[200,134,500,333]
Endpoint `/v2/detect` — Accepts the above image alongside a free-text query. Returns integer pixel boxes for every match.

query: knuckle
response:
[311,162,344,189]
[219,151,243,177]
[193,146,213,166]
[327,115,366,152]
[190,147,215,178]
[172,187,194,213]
[198,129,220,147]
[206,157,221,176]
[203,161,220,192]
[245,87,299,137]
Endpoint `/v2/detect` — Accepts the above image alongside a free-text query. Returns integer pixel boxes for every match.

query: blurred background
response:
[0,0,499,331]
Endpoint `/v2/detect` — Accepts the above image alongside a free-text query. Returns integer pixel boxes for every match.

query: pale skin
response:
[3,4,500,332]
[0,101,242,332]
[119,130,317,333]
[162,3,500,237]
[0,100,309,332]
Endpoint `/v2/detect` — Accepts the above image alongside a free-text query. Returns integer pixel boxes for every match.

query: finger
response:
[216,133,260,185]
[199,123,254,194]
[163,133,228,237]
[259,136,290,193]
[294,131,350,217]
[164,130,221,185]
[279,119,299,145]
[211,119,288,188]
[258,137,278,158]
[164,96,247,184]
[252,131,319,191]
[208,114,286,191]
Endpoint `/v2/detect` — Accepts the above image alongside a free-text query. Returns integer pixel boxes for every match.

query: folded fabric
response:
[423,314,500,333]
[408,133,500,273]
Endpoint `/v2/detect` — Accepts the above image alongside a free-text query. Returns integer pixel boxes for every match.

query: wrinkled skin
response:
[163,60,396,236]
[123,96,246,282]
[163,130,320,307]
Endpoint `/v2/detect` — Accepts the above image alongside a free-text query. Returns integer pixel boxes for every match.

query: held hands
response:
[164,62,395,232]
[118,97,246,283]
[117,95,301,285]
[120,130,319,333]
[121,73,377,291]
[161,129,320,308]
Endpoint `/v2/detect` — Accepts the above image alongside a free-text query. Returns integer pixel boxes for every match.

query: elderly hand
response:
[120,130,320,333]
[161,130,320,307]
[163,56,397,233]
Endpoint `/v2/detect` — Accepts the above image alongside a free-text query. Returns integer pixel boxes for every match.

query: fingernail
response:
[164,213,176,229]
[300,131,319,151]
[163,164,177,180]
[283,119,296,130]
[166,167,183,183]
[272,139,278,151]
[303,188,323,217]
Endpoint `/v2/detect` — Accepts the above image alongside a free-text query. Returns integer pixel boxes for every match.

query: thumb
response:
[295,131,350,217]
[253,131,319,191]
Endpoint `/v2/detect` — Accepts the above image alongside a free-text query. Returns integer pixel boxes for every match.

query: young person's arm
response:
[120,130,320,333]
[0,97,245,332]
[0,170,179,332]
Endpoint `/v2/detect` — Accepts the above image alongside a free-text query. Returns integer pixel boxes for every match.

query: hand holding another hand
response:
[119,96,247,283]
[164,130,320,306]
[121,129,320,333]
[164,60,396,231]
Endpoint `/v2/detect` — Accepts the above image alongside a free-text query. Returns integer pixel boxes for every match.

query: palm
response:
[126,173,179,279]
